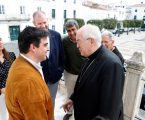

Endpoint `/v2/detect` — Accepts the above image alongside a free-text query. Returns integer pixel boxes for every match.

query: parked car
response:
[112,29,124,34]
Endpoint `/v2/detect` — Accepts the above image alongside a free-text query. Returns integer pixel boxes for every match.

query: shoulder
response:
[113,47,121,54]
[101,46,122,65]
[49,29,61,36]
[62,36,69,42]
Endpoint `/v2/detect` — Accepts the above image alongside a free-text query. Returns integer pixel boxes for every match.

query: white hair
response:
[78,24,101,44]
[101,30,115,41]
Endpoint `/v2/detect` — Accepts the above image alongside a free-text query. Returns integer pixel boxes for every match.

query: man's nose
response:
[41,24,45,28]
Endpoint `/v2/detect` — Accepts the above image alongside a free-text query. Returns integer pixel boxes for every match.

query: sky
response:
[93,0,144,5]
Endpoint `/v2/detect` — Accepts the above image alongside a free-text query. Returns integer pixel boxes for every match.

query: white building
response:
[125,2,145,20]
[0,0,51,42]
[0,0,126,42]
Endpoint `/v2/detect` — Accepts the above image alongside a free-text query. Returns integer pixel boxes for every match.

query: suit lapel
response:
[77,58,98,91]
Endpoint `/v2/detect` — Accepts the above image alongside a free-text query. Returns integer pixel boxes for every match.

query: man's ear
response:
[90,38,95,44]
[30,43,36,53]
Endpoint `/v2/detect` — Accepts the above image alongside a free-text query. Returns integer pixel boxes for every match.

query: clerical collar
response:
[88,45,103,60]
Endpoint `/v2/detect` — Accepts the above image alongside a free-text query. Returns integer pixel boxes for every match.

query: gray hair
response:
[78,24,101,44]
[65,19,79,29]
[33,11,46,19]
[101,30,115,41]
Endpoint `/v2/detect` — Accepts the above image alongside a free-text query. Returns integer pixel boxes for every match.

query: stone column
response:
[123,51,145,120]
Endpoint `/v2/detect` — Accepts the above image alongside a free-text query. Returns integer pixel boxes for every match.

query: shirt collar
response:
[20,53,42,70]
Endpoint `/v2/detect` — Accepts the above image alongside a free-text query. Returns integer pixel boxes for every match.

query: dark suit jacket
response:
[70,45,125,120]
[112,46,124,65]
[41,29,64,83]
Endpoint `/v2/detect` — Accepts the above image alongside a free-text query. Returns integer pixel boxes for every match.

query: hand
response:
[61,99,73,113]
[1,88,5,94]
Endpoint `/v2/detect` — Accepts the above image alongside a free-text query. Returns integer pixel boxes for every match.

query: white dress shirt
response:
[20,54,44,80]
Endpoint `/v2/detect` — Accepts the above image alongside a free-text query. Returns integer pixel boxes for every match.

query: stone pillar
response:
[123,51,145,120]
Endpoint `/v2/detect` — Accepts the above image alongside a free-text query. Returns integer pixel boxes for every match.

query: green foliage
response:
[64,18,85,28]
[123,20,130,27]
[87,19,103,30]
[129,20,136,27]
[134,20,144,27]
[87,19,117,30]
[123,20,144,28]
[103,19,117,29]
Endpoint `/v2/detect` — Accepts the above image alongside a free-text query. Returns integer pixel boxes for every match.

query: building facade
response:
[1,0,142,42]
[126,2,145,20]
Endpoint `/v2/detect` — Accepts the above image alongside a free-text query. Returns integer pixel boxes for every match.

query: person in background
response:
[62,24,125,120]
[33,11,64,108]
[5,26,53,120]
[62,19,86,120]
[101,30,124,65]
[0,37,16,120]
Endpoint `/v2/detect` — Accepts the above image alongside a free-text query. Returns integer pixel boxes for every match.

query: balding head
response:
[77,24,102,44]
[33,11,46,19]
[76,24,102,57]
[33,11,48,31]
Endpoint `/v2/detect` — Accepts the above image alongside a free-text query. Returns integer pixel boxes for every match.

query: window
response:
[52,25,55,30]
[63,25,66,34]
[64,10,67,19]
[108,14,110,18]
[143,16,145,20]
[0,5,5,14]
[37,7,41,11]
[144,10,145,12]
[74,0,76,4]
[73,10,76,18]
[20,6,25,14]
[135,9,137,12]
[134,15,137,19]
[52,9,55,19]
[114,15,116,19]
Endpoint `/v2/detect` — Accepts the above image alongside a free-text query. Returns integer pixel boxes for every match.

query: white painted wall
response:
[1,0,142,42]
[130,7,145,20]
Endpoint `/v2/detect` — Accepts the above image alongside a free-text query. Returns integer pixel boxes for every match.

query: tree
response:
[87,19,103,30]
[103,19,117,29]
[64,18,85,28]
[123,20,130,35]
[134,20,144,32]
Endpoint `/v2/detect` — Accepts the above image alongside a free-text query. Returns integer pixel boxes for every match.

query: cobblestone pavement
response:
[4,31,145,120]
[114,31,145,59]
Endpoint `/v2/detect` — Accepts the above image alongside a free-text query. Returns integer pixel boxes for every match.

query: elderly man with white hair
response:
[101,30,124,65]
[62,24,125,120]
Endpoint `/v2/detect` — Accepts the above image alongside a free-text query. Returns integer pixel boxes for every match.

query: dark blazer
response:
[70,45,125,120]
[41,29,64,83]
[112,46,124,65]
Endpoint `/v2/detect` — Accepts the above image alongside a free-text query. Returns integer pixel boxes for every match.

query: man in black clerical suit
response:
[62,24,125,120]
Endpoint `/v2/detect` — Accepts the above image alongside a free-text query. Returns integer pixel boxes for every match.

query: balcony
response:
[0,14,30,22]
